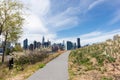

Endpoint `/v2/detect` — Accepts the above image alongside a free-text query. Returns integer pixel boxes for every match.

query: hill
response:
[69,35,120,80]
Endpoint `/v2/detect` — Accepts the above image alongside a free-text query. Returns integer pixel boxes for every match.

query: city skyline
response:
[22,36,82,51]
[20,0,120,46]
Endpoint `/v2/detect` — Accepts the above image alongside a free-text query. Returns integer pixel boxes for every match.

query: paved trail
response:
[28,51,70,80]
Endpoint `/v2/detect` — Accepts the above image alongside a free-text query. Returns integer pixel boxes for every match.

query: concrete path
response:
[28,51,70,80]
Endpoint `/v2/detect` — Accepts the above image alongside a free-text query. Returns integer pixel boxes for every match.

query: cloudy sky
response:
[20,0,120,46]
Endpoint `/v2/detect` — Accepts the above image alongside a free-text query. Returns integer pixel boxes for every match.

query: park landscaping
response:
[69,35,120,80]
[0,50,65,80]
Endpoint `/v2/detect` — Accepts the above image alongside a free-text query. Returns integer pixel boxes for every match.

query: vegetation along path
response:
[28,51,70,80]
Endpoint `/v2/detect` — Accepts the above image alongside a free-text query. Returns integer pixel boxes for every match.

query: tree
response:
[0,0,25,63]
[13,43,23,52]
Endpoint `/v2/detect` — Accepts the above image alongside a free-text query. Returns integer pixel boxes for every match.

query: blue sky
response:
[20,0,120,45]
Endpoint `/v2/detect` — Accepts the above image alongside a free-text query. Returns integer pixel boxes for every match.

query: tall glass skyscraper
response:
[23,39,28,49]
[67,41,73,50]
[34,40,37,49]
[77,38,81,48]
[42,36,45,45]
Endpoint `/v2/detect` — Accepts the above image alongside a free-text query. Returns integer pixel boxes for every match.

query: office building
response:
[34,40,37,49]
[67,41,73,50]
[29,43,34,51]
[36,42,41,48]
[73,43,77,49]
[42,36,45,45]
[23,39,28,49]
[77,38,81,48]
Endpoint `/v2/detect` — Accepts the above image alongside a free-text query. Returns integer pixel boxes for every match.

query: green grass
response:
[69,35,120,80]
[0,50,65,80]
[101,77,113,80]
[38,63,46,68]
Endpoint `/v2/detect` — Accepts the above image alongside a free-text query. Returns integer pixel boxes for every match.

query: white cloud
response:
[23,12,48,34]
[45,0,95,31]
[20,33,56,46]
[48,16,78,31]
[21,0,98,38]
[108,10,120,25]
[30,0,50,16]
[19,0,57,45]
[21,11,57,45]
[19,0,120,47]
[21,0,50,16]
[55,29,120,46]
[81,29,120,45]
[46,0,102,31]
[80,31,101,39]
[88,0,105,11]
[46,8,80,31]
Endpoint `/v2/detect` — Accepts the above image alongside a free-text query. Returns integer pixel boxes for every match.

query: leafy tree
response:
[13,43,23,52]
[0,0,25,63]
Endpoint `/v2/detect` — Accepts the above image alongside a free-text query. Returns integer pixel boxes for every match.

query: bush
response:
[38,63,45,68]
[5,48,11,55]
[107,56,116,63]
[69,36,120,80]
[14,53,49,70]
[101,77,113,80]
[96,55,105,66]
[13,44,23,52]
[15,65,24,71]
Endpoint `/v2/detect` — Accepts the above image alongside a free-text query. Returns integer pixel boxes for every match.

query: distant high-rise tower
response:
[73,43,77,49]
[67,41,73,50]
[29,43,33,51]
[42,36,45,45]
[47,40,51,47]
[77,38,81,48]
[23,39,28,49]
[34,40,37,49]
[63,40,65,46]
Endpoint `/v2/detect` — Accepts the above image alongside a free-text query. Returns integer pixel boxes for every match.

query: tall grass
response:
[69,35,120,80]
[0,50,64,80]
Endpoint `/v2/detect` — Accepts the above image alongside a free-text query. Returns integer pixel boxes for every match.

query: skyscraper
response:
[77,38,81,48]
[63,40,65,46]
[67,41,73,50]
[47,40,51,47]
[42,36,45,48]
[73,43,77,49]
[42,36,45,45]
[29,43,33,51]
[34,40,37,49]
[36,42,41,48]
[23,39,28,49]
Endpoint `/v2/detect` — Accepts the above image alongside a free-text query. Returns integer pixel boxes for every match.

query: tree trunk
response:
[2,32,8,63]
[0,24,3,35]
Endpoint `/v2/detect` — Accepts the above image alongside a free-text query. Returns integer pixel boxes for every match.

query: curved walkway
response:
[28,51,70,80]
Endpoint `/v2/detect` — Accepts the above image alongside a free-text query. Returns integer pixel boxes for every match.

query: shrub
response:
[13,44,23,52]
[107,56,116,63]
[14,53,49,70]
[15,65,24,71]
[38,63,45,68]
[5,48,11,55]
[101,77,113,80]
